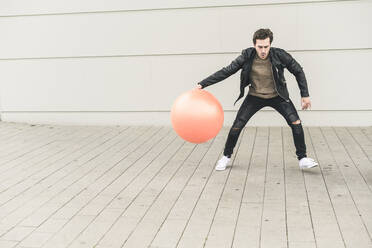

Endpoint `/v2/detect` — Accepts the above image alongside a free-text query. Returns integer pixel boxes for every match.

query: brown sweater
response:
[248,54,278,99]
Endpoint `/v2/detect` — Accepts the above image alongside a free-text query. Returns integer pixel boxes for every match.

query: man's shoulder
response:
[271,47,288,54]
[270,47,292,63]
[241,47,255,59]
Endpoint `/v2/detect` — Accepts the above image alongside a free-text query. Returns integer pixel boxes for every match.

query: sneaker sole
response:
[300,163,318,169]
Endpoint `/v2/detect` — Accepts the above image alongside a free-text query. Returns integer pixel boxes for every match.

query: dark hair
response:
[253,28,273,44]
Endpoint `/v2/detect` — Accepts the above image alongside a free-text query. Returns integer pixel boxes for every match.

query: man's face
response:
[254,38,271,59]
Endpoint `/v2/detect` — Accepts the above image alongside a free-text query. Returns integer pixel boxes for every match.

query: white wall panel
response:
[0,50,370,112]
[0,0,370,126]
[297,2,372,50]
[0,1,370,59]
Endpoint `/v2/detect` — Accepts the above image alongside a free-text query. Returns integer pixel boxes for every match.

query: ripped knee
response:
[230,124,244,135]
[230,119,246,134]
[289,119,303,135]
[231,127,242,134]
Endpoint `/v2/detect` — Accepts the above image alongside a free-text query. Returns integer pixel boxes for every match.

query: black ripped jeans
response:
[224,94,307,160]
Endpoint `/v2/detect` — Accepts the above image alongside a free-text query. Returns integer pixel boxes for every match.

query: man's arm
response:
[197,53,245,89]
[280,50,309,98]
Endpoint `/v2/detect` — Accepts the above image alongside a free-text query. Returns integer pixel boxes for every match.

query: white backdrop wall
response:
[0,0,371,126]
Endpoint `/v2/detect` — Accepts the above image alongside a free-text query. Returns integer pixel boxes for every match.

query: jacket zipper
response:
[270,64,289,102]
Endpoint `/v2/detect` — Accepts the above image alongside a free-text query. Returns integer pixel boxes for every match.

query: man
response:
[196,28,318,171]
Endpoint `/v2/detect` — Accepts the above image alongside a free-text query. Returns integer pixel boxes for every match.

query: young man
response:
[196,28,318,171]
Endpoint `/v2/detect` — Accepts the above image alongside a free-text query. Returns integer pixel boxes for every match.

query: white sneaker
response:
[215,156,230,171]
[299,157,318,169]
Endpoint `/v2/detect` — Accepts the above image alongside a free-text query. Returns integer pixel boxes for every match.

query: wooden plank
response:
[0,126,116,184]
[14,126,159,247]
[282,127,316,248]
[146,127,231,248]
[259,127,287,248]
[0,122,41,143]
[0,126,150,235]
[0,124,71,152]
[203,127,256,248]
[343,127,372,188]
[308,127,372,247]
[231,127,269,248]
[0,125,75,169]
[121,130,224,248]
[0,126,91,184]
[95,132,198,247]
[0,122,34,140]
[66,129,182,248]
[0,125,60,158]
[174,127,246,248]
[323,127,372,243]
[0,126,82,193]
[361,127,372,142]
[0,123,370,247]
[303,127,345,248]
[0,126,121,215]
[21,127,179,248]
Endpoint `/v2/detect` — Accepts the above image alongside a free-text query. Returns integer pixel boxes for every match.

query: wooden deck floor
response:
[0,122,371,248]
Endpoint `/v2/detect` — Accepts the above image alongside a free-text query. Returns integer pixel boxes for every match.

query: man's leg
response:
[287,117,318,168]
[223,95,265,158]
[216,95,265,171]
[268,97,307,160]
[288,118,307,160]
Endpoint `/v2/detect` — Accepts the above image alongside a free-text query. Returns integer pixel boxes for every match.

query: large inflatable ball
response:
[171,89,224,143]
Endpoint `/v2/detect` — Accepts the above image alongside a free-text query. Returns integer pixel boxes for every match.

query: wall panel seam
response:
[0,48,371,61]
[0,0,363,18]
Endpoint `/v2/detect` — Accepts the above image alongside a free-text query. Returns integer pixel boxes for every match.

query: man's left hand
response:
[301,97,311,110]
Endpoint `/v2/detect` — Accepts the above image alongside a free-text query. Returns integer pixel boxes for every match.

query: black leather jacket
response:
[198,47,309,105]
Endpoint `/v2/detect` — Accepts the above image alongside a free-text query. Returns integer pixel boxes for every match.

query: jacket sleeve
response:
[197,52,245,89]
[280,50,310,97]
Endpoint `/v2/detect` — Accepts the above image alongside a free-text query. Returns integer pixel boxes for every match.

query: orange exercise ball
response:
[171,89,224,144]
